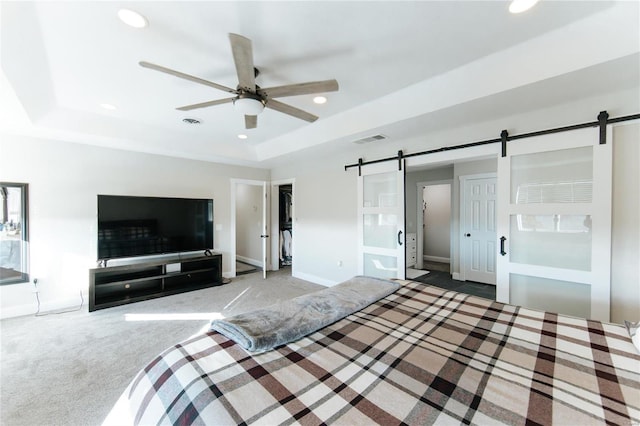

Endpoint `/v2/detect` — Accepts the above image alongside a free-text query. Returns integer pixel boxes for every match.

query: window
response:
[0,183,29,284]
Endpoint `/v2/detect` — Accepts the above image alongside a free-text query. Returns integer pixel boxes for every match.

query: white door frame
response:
[415,179,453,271]
[459,173,497,283]
[230,178,270,278]
[270,179,295,274]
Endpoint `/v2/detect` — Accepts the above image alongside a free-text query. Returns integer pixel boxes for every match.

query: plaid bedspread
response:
[126,280,640,425]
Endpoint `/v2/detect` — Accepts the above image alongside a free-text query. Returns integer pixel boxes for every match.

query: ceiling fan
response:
[140,33,339,130]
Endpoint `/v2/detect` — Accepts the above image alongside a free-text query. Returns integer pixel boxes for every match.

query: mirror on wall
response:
[0,182,29,284]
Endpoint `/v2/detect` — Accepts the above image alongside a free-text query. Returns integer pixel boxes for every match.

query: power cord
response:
[33,279,84,316]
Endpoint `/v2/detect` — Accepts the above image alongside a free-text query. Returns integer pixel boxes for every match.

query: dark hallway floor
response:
[413,270,496,300]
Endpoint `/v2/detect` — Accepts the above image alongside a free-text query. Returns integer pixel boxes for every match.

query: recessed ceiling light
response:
[118,9,148,28]
[509,0,539,14]
[313,96,327,104]
[237,134,248,140]
[100,103,117,110]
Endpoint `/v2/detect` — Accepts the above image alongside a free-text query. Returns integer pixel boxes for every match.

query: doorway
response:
[270,179,295,276]
[405,147,499,287]
[416,182,452,275]
[230,179,269,279]
[278,184,293,270]
[407,166,497,299]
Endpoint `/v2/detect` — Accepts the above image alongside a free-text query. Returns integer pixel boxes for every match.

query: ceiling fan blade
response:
[261,79,339,98]
[266,99,318,123]
[229,33,256,92]
[139,61,236,94]
[176,97,234,111]
[245,115,257,129]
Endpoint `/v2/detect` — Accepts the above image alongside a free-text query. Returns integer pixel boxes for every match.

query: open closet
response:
[279,184,293,267]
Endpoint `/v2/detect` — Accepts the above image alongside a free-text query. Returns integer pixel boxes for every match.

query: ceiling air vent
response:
[352,134,387,144]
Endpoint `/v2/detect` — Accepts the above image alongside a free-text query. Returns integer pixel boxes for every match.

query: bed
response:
[113,279,640,425]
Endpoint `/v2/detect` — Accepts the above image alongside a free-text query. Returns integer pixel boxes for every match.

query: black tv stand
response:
[89,253,223,312]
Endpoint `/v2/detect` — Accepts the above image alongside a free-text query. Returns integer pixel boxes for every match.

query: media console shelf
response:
[89,254,222,312]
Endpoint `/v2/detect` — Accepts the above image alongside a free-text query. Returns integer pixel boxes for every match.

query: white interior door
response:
[496,127,612,321]
[358,161,406,280]
[461,175,497,284]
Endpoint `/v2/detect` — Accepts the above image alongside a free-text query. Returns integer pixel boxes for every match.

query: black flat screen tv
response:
[97,195,214,260]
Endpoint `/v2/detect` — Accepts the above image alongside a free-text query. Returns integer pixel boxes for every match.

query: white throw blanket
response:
[210,276,400,353]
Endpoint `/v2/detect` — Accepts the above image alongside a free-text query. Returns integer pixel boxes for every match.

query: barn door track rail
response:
[345,111,639,174]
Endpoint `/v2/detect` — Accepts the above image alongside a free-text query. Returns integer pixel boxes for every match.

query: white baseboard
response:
[293,271,339,287]
[423,255,450,263]
[42,293,85,313]
[452,272,461,280]
[0,302,36,319]
[1,293,85,319]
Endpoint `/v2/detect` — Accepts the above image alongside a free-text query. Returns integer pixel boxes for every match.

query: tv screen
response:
[97,195,213,260]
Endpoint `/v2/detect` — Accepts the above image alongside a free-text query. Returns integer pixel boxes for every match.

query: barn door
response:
[496,127,612,321]
[357,161,406,280]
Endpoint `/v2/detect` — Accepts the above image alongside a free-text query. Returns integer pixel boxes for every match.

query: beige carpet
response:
[236,260,258,274]
[0,269,322,426]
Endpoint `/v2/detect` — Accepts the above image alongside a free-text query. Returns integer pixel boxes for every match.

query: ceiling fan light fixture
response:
[233,94,265,115]
[118,9,148,28]
[313,96,327,105]
[237,134,248,139]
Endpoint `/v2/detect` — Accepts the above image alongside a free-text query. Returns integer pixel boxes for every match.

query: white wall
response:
[289,169,358,286]
[235,183,263,265]
[0,134,269,318]
[405,167,453,235]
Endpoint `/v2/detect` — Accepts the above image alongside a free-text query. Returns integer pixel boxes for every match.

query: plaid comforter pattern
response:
[127,280,640,425]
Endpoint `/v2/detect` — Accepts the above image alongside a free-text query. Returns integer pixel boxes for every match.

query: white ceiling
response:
[1,1,638,168]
